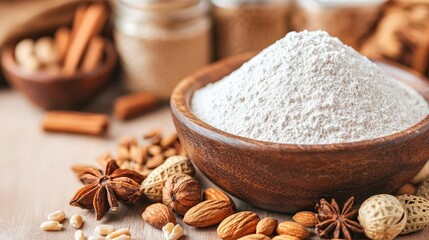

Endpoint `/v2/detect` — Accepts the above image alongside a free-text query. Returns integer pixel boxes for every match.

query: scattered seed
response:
[70,214,84,229]
[41,220,63,231]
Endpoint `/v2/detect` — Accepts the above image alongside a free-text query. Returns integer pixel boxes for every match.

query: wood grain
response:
[171,54,429,213]
[0,86,427,239]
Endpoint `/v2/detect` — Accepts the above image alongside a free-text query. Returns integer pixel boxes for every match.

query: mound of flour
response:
[191,30,429,144]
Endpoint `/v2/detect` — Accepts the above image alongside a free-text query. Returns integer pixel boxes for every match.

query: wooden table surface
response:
[0,85,427,240]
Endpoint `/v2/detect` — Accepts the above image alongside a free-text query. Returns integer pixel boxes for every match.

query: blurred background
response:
[0,0,428,112]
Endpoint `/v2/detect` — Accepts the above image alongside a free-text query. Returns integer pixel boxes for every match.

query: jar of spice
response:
[292,0,386,49]
[212,0,291,59]
[114,0,212,99]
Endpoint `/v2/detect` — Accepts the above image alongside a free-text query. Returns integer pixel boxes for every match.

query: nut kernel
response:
[70,214,84,229]
[47,210,66,222]
[40,220,63,231]
[106,228,131,240]
[95,225,116,236]
[75,230,87,240]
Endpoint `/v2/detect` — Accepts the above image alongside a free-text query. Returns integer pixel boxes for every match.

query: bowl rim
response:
[171,53,429,152]
[0,37,117,83]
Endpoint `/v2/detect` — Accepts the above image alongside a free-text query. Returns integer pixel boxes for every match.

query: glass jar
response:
[212,0,291,59]
[114,0,212,99]
[292,0,386,49]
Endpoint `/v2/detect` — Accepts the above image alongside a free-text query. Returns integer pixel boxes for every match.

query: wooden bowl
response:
[1,38,116,110]
[171,53,429,213]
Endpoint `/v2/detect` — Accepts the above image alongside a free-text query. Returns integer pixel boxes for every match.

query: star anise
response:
[70,160,145,220]
[315,197,364,240]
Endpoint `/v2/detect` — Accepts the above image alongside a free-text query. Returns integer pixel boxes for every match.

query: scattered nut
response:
[40,220,63,231]
[14,38,34,65]
[88,236,104,240]
[142,155,195,202]
[47,210,66,222]
[142,203,176,229]
[397,194,429,234]
[34,37,57,65]
[358,194,406,240]
[203,187,235,208]
[416,177,429,200]
[75,230,87,240]
[106,228,131,240]
[276,221,309,240]
[397,183,417,195]
[110,235,131,240]
[272,235,301,240]
[95,225,116,236]
[256,217,278,236]
[70,214,84,229]
[160,133,178,148]
[143,128,162,139]
[162,174,201,215]
[237,233,270,240]
[183,200,235,228]
[292,211,318,227]
[162,223,184,240]
[146,154,165,169]
[217,211,260,240]
[411,160,429,184]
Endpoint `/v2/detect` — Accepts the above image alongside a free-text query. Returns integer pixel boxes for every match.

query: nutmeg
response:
[162,174,201,215]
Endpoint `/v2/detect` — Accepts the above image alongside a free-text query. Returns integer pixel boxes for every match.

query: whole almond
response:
[256,217,278,236]
[272,235,301,240]
[204,188,235,209]
[183,200,234,227]
[142,203,176,229]
[217,211,260,240]
[237,233,270,240]
[276,221,309,240]
[292,211,318,227]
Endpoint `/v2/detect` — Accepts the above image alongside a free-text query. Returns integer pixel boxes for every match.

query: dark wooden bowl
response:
[171,53,429,213]
[1,38,116,110]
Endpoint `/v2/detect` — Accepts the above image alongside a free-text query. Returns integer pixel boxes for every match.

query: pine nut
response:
[40,221,63,231]
[110,235,131,240]
[88,236,104,240]
[106,228,131,240]
[75,230,87,240]
[95,225,116,236]
[47,210,66,222]
[70,214,84,229]
[162,223,184,240]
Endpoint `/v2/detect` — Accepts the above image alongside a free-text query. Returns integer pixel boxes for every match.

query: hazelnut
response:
[162,174,201,215]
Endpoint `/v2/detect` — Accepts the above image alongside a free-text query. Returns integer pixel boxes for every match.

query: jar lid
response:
[212,0,291,8]
[296,0,387,8]
[115,0,209,22]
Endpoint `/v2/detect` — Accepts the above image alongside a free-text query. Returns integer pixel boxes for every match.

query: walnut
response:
[162,174,201,215]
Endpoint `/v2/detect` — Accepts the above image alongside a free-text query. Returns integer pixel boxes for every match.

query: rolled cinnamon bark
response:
[42,111,109,135]
[114,92,158,120]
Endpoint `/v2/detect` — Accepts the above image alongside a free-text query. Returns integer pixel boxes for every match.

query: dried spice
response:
[96,130,187,177]
[315,197,364,240]
[70,160,144,220]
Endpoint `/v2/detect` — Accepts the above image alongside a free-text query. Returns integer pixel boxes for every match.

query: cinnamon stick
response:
[63,3,107,74]
[42,111,109,135]
[81,36,104,72]
[114,92,158,120]
[54,27,70,64]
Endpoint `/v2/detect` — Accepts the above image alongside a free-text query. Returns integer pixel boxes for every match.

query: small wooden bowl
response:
[1,38,116,110]
[171,53,429,213]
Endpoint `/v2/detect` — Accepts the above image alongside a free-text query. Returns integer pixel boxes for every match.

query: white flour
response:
[191,30,429,144]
